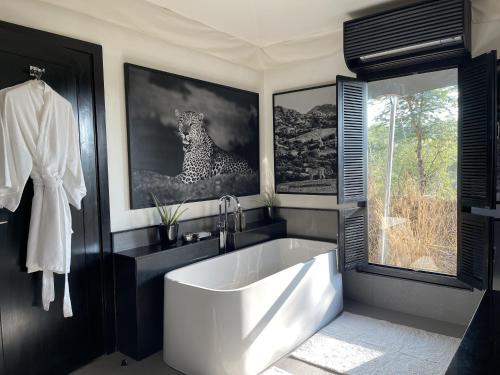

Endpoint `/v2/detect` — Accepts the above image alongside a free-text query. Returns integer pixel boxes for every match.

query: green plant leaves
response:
[254,190,278,207]
[150,193,188,225]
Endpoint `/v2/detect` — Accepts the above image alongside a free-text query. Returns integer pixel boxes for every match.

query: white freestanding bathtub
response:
[163,238,343,375]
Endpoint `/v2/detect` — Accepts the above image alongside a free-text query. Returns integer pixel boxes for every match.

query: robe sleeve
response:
[63,105,86,210]
[0,92,32,212]
[0,110,13,189]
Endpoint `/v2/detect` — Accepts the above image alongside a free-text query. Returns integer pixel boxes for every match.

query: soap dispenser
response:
[235,207,246,232]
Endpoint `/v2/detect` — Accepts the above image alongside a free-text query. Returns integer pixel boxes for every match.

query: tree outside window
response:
[367,69,458,275]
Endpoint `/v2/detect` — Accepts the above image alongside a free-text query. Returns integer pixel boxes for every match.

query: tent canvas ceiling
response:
[145,0,387,47]
[39,0,500,70]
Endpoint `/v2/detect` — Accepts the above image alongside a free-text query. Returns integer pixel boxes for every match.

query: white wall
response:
[0,0,265,232]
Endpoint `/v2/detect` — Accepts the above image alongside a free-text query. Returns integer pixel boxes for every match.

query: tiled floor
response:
[71,299,465,375]
[71,352,181,375]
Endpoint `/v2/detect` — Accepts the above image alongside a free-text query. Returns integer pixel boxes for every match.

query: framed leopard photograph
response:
[273,84,337,195]
[125,64,260,209]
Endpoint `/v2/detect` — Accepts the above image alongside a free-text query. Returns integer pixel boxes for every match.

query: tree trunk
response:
[408,96,426,194]
[416,128,426,193]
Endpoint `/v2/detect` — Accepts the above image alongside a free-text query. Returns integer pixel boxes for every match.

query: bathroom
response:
[0,0,498,374]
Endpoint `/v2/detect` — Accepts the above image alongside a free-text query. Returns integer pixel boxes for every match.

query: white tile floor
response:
[71,299,465,375]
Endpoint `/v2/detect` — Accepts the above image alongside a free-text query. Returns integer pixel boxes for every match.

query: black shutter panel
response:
[459,51,497,208]
[457,212,492,290]
[337,76,368,203]
[339,207,368,271]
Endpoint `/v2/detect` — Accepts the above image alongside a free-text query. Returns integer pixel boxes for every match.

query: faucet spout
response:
[218,195,241,253]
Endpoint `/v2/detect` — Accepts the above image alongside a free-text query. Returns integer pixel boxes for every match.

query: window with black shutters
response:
[337,53,496,289]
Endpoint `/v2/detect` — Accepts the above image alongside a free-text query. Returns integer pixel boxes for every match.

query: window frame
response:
[361,60,465,286]
[359,264,471,290]
[359,61,460,282]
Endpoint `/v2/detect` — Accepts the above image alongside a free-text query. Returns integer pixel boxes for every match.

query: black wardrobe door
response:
[0,32,104,375]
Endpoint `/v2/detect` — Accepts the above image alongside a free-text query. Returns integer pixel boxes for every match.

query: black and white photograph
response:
[125,64,260,209]
[273,84,337,195]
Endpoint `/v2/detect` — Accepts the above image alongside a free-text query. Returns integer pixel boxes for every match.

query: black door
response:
[0,26,105,375]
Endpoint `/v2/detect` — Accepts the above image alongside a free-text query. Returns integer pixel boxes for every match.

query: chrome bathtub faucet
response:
[218,195,242,253]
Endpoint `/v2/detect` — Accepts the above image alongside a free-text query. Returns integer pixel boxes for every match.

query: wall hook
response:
[29,65,45,80]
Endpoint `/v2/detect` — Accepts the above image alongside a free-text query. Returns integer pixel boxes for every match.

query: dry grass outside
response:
[368,178,457,275]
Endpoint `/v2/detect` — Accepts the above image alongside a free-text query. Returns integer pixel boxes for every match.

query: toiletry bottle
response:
[239,207,246,231]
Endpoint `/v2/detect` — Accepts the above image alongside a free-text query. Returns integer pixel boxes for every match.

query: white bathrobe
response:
[0,80,86,317]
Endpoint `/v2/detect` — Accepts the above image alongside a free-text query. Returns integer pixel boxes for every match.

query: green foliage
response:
[368,86,458,201]
[368,84,458,275]
[151,192,188,226]
[255,190,278,207]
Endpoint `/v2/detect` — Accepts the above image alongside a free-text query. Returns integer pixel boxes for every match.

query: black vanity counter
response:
[115,236,218,259]
[114,237,220,360]
[447,290,500,374]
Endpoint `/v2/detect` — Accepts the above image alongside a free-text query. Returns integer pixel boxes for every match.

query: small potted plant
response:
[151,193,188,246]
[255,190,278,221]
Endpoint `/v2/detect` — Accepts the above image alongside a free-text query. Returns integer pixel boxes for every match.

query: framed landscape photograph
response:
[125,63,260,209]
[273,84,337,195]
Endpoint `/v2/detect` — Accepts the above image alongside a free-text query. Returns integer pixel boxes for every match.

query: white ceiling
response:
[39,0,500,70]
[144,0,395,47]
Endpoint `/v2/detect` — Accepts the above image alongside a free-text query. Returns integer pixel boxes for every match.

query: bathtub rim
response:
[164,237,338,293]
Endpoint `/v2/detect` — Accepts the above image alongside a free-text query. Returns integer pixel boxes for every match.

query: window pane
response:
[367,69,458,275]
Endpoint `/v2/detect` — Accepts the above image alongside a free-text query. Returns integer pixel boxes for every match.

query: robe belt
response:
[32,173,63,188]
[42,271,73,318]
[32,171,72,317]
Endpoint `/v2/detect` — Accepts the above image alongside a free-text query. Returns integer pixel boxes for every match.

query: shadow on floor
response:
[72,299,465,375]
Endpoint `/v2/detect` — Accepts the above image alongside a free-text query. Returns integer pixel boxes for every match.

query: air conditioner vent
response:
[344,0,471,74]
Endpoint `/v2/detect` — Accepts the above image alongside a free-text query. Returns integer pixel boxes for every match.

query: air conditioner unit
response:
[343,0,471,75]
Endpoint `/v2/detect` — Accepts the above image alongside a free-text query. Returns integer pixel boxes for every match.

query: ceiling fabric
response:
[472,0,500,56]
[143,0,344,47]
[39,0,500,70]
[368,68,458,98]
[38,0,344,70]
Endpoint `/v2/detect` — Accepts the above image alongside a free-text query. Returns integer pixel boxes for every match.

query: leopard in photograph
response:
[305,166,326,181]
[174,109,255,184]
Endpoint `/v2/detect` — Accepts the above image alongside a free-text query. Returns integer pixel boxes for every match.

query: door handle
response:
[0,221,7,225]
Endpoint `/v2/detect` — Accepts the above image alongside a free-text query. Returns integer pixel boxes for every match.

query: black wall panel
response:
[0,21,110,375]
